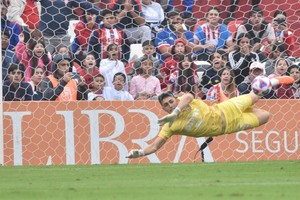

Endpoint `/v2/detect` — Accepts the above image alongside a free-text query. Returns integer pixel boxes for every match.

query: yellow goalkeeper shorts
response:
[217,94,260,134]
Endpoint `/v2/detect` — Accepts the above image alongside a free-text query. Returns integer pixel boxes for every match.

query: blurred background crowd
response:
[1,0,299,101]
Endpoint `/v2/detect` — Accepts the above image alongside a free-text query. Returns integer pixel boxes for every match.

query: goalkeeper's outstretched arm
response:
[126,92,194,159]
[158,92,194,127]
[126,137,166,158]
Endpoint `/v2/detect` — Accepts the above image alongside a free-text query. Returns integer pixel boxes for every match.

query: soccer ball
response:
[251,76,272,96]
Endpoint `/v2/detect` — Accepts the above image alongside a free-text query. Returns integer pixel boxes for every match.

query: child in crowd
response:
[100,43,128,90]
[200,50,226,97]
[130,56,161,100]
[88,9,130,66]
[268,58,289,78]
[88,74,106,100]
[238,61,263,95]
[56,44,70,56]
[77,53,100,90]
[29,66,45,100]
[15,35,52,82]
[3,63,33,101]
[167,54,200,97]
[103,72,134,100]
[268,58,290,98]
[128,40,161,81]
[160,38,187,90]
[206,67,239,102]
[277,65,300,99]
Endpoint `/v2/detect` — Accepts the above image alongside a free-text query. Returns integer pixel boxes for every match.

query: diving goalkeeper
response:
[126,76,294,158]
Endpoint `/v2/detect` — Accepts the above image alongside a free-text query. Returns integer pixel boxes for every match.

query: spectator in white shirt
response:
[103,72,134,100]
[141,0,165,38]
[99,43,128,90]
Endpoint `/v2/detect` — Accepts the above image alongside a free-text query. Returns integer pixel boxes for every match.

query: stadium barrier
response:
[2,100,299,166]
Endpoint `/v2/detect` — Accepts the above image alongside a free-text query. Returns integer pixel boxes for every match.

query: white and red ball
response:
[251,76,272,96]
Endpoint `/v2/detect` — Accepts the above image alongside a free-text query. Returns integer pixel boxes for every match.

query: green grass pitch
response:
[0,160,299,200]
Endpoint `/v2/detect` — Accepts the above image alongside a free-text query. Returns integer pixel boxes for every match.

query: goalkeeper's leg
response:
[250,76,295,105]
[231,108,269,133]
[219,76,294,134]
[240,76,295,130]
[250,108,270,127]
[270,76,295,86]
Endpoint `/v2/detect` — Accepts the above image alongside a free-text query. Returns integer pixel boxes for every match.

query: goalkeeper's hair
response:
[158,91,174,105]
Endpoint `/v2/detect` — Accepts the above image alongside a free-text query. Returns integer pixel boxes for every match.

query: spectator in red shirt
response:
[88,9,130,66]
[71,9,100,63]
[160,38,187,90]
[76,52,100,90]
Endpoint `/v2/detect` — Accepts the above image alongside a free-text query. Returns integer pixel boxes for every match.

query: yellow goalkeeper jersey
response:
[158,99,224,140]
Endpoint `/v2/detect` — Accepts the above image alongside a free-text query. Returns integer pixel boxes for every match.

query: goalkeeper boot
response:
[270,76,295,87]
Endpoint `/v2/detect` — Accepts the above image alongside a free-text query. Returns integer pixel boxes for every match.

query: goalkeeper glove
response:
[126,149,145,158]
[157,107,181,127]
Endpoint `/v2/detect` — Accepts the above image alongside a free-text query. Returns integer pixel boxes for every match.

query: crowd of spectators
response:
[1,0,300,101]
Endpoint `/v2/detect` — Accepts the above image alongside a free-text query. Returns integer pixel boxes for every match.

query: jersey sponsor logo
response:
[185,108,201,131]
